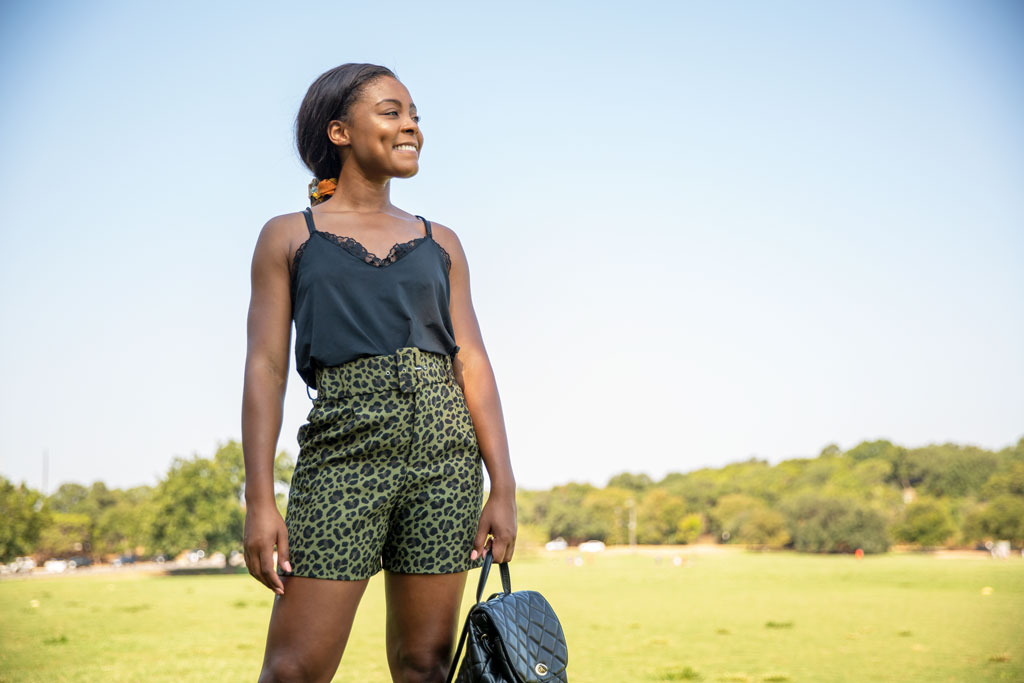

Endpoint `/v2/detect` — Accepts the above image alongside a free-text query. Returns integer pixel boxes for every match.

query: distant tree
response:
[709,493,763,541]
[36,512,92,558]
[980,462,1024,500]
[675,513,703,544]
[819,443,842,458]
[845,440,900,464]
[710,494,789,547]
[93,486,154,556]
[0,477,48,562]
[713,459,778,503]
[514,489,544,529]
[893,499,956,547]
[146,454,244,556]
[606,472,653,493]
[214,440,246,503]
[42,481,120,557]
[48,482,91,513]
[963,495,1024,546]
[636,488,688,544]
[738,507,790,548]
[909,444,999,498]
[581,486,633,544]
[789,456,842,491]
[659,469,719,513]
[783,494,889,554]
[824,458,901,506]
[541,483,600,543]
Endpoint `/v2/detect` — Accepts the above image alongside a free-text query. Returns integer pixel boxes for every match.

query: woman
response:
[241,63,517,682]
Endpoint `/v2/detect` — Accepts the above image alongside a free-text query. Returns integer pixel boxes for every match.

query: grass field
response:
[1,547,1021,682]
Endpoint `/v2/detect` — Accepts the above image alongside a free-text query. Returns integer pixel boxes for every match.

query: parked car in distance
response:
[11,557,37,573]
[44,559,69,573]
[578,540,606,553]
[67,556,92,569]
[545,537,569,551]
[111,554,137,567]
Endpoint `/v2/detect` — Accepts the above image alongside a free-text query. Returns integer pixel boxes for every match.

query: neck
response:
[318,164,396,213]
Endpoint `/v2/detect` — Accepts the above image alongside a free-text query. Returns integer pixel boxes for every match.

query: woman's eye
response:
[384,111,420,122]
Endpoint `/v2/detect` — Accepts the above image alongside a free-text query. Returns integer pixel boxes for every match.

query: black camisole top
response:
[289,207,460,392]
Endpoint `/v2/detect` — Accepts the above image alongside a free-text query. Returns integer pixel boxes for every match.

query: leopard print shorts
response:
[281,346,486,581]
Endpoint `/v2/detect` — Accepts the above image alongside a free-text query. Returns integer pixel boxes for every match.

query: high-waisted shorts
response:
[281,346,486,581]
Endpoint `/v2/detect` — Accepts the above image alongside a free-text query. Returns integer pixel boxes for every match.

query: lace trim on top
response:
[290,231,452,283]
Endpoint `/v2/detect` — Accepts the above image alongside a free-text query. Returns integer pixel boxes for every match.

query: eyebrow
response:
[377,98,417,110]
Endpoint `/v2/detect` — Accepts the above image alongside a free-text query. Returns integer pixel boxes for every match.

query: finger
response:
[491,538,510,564]
[277,530,292,574]
[261,549,284,595]
[246,547,262,582]
[470,524,490,561]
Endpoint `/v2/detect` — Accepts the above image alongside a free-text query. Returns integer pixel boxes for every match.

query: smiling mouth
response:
[394,144,418,153]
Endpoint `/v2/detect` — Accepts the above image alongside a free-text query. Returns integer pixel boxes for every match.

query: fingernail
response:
[470,550,478,560]
[283,561,292,572]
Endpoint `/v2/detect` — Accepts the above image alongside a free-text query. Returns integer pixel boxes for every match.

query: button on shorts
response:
[281,346,486,581]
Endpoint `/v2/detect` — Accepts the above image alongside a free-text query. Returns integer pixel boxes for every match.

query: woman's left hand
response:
[471,491,517,563]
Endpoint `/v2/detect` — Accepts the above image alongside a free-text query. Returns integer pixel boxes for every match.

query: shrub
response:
[783,495,889,554]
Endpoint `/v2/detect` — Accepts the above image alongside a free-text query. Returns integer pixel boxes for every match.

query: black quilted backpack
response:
[445,550,569,682]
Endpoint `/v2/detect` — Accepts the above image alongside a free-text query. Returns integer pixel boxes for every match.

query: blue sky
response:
[1,1,1021,494]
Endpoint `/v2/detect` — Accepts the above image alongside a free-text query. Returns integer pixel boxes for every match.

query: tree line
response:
[2,436,1022,563]
[0,442,293,563]
[516,437,1024,553]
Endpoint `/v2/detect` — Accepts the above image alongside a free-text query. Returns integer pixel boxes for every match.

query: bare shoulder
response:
[252,210,312,265]
[259,210,309,242]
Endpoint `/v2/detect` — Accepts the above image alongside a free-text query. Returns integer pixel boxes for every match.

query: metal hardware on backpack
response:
[445,550,569,682]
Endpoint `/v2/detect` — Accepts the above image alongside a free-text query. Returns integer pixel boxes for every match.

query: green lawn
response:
[1,548,1021,682]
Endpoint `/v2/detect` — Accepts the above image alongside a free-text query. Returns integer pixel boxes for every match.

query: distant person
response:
[241,63,517,682]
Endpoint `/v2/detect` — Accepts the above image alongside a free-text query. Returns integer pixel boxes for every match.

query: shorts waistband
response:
[312,347,455,400]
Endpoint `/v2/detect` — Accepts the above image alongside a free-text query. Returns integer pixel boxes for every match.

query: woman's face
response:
[332,76,423,180]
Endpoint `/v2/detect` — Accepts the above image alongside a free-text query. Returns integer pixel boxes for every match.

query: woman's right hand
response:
[243,502,291,595]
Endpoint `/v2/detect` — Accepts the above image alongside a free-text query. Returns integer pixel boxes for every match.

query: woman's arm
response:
[434,222,518,563]
[241,214,295,594]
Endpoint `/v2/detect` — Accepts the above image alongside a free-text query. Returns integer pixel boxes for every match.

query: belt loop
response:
[397,347,415,393]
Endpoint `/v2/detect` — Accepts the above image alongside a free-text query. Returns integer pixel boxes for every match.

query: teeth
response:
[394,144,417,151]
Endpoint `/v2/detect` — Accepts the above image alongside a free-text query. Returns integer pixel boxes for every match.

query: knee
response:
[259,654,321,683]
[394,645,451,683]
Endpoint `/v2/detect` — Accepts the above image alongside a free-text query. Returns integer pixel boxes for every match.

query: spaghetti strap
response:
[416,215,432,238]
[302,208,317,235]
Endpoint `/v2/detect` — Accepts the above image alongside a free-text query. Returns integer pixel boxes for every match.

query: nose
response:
[402,112,419,133]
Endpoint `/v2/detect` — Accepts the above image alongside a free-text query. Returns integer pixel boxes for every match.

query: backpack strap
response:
[302,208,317,235]
[445,616,471,683]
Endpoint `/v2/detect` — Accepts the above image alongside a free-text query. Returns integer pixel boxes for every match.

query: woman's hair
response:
[295,63,398,204]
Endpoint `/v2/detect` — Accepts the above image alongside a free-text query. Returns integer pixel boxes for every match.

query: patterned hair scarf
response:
[308,177,338,205]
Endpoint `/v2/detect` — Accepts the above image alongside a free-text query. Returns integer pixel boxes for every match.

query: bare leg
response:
[384,570,469,683]
[258,574,371,683]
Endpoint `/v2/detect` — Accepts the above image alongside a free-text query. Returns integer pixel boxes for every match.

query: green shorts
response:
[281,346,486,581]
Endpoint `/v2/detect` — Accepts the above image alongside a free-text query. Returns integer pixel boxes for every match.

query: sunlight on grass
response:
[1,549,1022,682]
